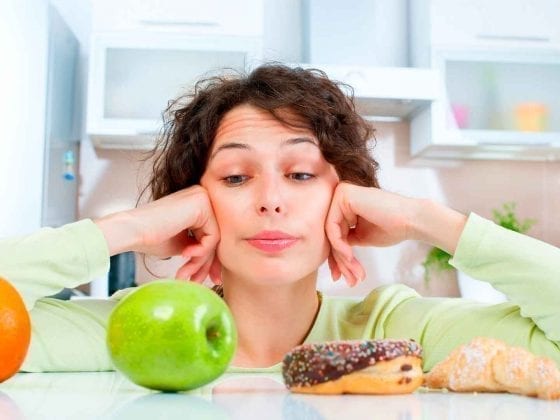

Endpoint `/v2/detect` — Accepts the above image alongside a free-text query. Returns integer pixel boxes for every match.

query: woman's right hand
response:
[325,183,467,286]
[94,186,221,284]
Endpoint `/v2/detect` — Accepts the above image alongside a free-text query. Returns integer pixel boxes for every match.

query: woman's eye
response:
[223,175,248,186]
[288,172,315,181]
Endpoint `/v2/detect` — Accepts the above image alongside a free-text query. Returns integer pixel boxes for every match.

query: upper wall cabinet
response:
[410,0,560,160]
[292,64,440,120]
[91,0,264,37]
[410,48,560,160]
[411,0,560,66]
[87,32,262,149]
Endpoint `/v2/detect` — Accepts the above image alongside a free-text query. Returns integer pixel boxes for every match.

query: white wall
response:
[0,0,90,237]
[0,0,48,236]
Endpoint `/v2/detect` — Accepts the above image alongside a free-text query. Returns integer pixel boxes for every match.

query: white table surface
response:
[1,371,559,420]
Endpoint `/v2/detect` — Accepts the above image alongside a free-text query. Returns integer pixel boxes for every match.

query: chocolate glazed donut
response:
[282,339,423,395]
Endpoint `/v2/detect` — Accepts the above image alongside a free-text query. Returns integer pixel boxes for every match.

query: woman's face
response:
[200,104,339,286]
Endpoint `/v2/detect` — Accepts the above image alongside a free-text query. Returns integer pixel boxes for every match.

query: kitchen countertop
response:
[1,372,559,419]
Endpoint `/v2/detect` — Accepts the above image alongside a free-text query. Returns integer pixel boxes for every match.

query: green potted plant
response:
[491,202,536,234]
[422,247,453,285]
[422,202,536,301]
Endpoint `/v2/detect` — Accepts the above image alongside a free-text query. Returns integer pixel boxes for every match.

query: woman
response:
[1,64,559,373]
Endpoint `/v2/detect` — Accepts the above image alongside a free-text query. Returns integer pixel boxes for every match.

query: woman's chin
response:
[223,265,317,287]
[220,251,325,286]
[239,272,306,286]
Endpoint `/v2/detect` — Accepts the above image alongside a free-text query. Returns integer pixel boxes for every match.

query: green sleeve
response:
[0,219,109,310]
[0,220,118,372]
[383,213,560,371]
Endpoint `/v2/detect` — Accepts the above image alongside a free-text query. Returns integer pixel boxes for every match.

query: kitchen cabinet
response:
[409,1,560,160]
[292,64,440,120]
[42,7,80,228]
[87,32,262,149]
[303,0,408,67]
[91,0,263,37]
[411,47,560,160]
[87,33,440,150]
[411,0,560,66]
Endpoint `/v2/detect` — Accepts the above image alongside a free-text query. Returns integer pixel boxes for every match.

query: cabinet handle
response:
[479,142,551,147]
[139,19,220,28]
[476,34,550,43]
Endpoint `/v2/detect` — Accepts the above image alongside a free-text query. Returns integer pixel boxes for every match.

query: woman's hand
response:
[325,183,467,286]
[94,186,221,284]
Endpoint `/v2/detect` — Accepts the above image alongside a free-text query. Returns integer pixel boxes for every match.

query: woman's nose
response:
[259,205,281,214]
[256,176,284,215]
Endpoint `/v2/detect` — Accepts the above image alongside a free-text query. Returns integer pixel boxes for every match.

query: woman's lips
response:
[246,231,298,253]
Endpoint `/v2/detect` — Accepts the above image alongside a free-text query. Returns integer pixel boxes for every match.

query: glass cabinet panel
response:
[87,33,262,148]
[434,49,560,148]
[104,48,246,120]
[445,59,560,132]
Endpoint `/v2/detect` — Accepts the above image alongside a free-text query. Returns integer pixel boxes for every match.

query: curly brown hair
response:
[146,64,379,201]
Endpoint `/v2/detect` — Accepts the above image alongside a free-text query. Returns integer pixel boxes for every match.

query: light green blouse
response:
[1,213,559,373]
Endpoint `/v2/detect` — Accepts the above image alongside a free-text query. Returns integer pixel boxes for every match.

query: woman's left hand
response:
[325,183,467,286]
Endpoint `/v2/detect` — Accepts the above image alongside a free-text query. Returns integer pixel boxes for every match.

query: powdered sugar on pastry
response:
[424,337,560,400]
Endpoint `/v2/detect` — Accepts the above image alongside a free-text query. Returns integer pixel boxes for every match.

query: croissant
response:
[424,337,560,400]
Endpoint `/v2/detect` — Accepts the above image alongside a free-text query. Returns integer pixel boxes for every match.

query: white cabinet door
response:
[413,0,560,50]
[91,0,263,37]
[409,1,560,160]
[87,32,262,149]
[410,48,560,160]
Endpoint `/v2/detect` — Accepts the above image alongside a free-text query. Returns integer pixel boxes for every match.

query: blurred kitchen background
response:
[1,0,559,299]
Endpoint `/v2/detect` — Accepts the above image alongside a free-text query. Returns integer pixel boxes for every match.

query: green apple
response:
[106,280,237,392]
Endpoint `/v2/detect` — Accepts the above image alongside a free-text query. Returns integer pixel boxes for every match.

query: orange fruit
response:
[0,276,31,382]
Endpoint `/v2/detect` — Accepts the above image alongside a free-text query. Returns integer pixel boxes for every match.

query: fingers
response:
[181,243,209,258]
[325,218,354,264]
[331,249,366,286]
[326,186,365,286]
[175,256,202,281]
[325,191,357,263]
[190,254,215,283]
[176,216,221,282]
[175,249,214,282]
[190,204,220,250]
[208,254,222,285]
[328,232,366,286]
[327,252,341,281]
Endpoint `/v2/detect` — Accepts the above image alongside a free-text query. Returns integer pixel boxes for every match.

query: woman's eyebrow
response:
[281,136,319,148]
[210,142,249,160]
[210,136,318,160]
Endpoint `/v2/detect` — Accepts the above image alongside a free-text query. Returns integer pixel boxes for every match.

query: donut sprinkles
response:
[282,339,422,388]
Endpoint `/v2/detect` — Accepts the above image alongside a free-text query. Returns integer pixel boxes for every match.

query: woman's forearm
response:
[94,211,142,257]
[410,199,468,255]
[0,220,110,310]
